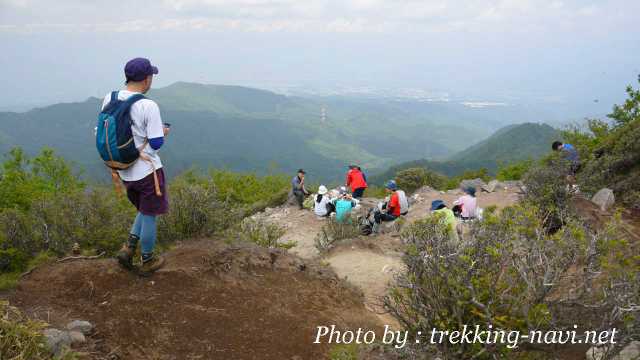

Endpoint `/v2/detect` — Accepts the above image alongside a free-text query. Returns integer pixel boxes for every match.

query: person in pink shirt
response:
[453,187,478,220]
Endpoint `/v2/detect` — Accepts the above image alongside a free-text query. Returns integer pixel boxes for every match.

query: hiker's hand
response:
[163,127,170,136]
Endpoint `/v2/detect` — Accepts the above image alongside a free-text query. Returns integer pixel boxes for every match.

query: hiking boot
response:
[116,244,135,270]
[139,255,166,277]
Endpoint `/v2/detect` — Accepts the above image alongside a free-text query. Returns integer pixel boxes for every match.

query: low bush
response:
[395,167,447,194]
[496,159,534,181]
[386,199,638,359]
[315,218,361,253]
[237,218,292,249]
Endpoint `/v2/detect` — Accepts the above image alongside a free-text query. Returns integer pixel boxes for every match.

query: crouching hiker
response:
[332,188,357,223]
[431,200,459,243]
[314,185,335,217]
[374,180,403,224]
[453,187,478,220]
[98,58,168,276]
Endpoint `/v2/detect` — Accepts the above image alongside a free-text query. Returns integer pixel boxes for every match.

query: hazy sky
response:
[1,0,639,111]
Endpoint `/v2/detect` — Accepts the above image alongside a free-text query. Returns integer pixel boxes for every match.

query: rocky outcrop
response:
[591,188,615,211]
[460,178,486,191]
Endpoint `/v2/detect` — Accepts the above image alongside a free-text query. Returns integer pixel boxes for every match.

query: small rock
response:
[591,188,615,211]
[66,320,93,335]
[68,331,86,345]
[44,328,72,356]
[618,341,640,360]
[586,346,606,360]
[586,341,640,360]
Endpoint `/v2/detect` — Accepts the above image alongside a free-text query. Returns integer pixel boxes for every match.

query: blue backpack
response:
[96,91,145,169]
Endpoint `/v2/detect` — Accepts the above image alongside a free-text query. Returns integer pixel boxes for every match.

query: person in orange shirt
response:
[374,180,401,224]
[345,165,368,199]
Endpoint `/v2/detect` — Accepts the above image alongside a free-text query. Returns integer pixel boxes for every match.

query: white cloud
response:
[0,0,636,34]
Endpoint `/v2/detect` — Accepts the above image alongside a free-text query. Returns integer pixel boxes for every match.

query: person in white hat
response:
[314,185,335,217]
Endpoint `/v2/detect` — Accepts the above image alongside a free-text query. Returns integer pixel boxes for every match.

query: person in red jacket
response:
[345,165,368,199]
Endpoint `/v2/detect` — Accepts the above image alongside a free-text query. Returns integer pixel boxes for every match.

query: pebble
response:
[66,320,94,335]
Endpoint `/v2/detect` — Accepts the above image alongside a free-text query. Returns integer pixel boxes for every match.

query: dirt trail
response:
[6,241,381,360]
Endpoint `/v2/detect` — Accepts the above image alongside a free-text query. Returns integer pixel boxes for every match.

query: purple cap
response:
[124,58,158,82]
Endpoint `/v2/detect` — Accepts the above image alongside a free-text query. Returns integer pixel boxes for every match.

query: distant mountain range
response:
[0,82,558,182]
[370,123,559,183]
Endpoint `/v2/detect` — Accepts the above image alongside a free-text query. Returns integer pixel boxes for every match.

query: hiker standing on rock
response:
[103,58,168,276]
[292,169,310,210]
[345,165,368,199]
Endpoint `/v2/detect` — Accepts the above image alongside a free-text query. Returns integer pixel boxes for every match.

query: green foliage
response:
[0,148,291,288]
[387,203,590,358]
[315,218,361,253]
[237,218,292,249]
[372,123,559,184]
[520,154,573,229]
[0,248,28,273]
[0,148,83,211]
[496,159,534,181]
[610,74,640,127]
[395,167,447,193]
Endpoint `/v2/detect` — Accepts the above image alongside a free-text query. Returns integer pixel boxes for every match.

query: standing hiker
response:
[291,169,310,210]
[345,165,368,199]
[103,58,168,276]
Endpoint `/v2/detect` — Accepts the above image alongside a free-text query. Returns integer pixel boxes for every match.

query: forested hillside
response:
[371,122,559,183]
[0,82,546,182]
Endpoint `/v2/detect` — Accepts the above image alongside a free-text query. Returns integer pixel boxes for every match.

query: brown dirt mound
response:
[6,240,382,359]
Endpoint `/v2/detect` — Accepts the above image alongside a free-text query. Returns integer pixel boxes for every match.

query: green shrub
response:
[496,159,534,181]
[315,218,361,253]
[395,167,447,194]
[238,218,292,249]
[157,177,237,244]
[386,204,593,358]
[0,248,28,273]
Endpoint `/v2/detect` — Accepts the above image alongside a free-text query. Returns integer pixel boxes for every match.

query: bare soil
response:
[5,240,381,360]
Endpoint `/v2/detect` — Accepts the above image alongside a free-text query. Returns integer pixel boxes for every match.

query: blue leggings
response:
[130,212,157,255]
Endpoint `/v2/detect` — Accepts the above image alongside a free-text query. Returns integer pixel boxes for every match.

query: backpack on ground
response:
[96,91,146,170]
[397,190,409,215]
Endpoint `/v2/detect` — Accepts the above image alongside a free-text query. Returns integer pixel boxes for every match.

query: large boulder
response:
[482,180,503,193]
[591,188,615,211]
[460,178,486,191]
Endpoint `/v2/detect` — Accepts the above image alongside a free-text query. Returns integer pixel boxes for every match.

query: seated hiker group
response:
[289,166,481,236]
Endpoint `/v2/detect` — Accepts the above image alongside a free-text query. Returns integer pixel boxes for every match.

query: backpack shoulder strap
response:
[124,94,146,107]
[110,91,119,103]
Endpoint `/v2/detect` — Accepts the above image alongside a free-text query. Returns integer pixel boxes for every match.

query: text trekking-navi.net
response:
[314,325,619,349]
